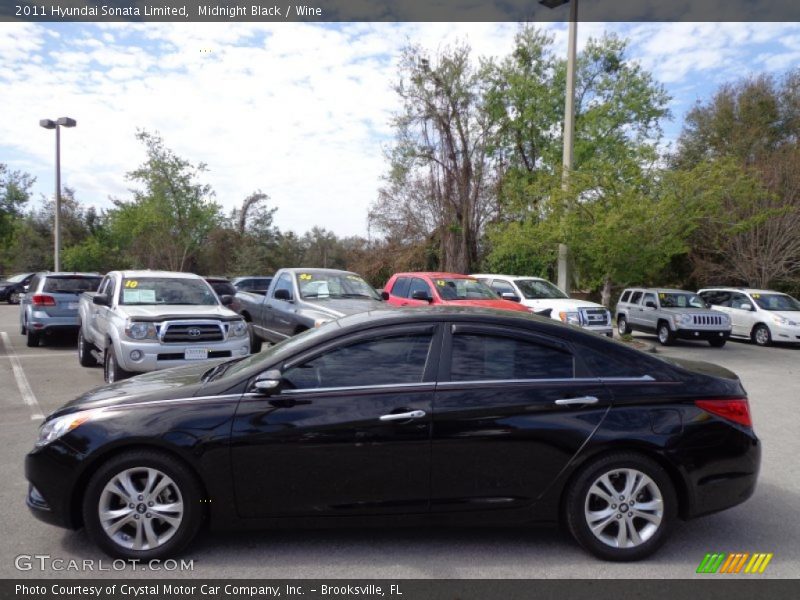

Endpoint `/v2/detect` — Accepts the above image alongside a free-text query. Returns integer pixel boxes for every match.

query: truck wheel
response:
[657,322,675,346]
[249,323,262,353]
[78,329,98,367]
[617,315,631,335]
[26,329,40,348]
[104,346,131,384]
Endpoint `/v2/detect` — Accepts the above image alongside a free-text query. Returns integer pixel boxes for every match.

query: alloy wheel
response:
[98,467,184,551]
[583,468,664,549]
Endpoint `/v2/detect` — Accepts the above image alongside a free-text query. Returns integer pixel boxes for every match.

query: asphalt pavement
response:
[0,304,798,579]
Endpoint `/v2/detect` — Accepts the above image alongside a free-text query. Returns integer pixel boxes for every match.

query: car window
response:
[658,292,705,309]
[490,280,516,295]
[643,293,657,306]
[620,290,631,303]
[434,278,497,301]
[28,275,40,293]
[450,333,574,381]
[282,333,433,389]
[106,277,117,304]
[730,292,751,310]
[42,276,102,293]
[391,277,411,298]
[581,347,651,378]
[514,279,568,300]
[630,291,643,304]
[97,276,109,296]
[702,290,730,306]
[408,278,432,299]
[750,293,800,311]
[273,273,294,299]
[296,271,379,300]
[119,277,217,305]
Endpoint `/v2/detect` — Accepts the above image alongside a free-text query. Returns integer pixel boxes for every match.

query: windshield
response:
[119,277,219,306]
[514,279,568,300]
[658,292,705,309]
[43,276,102,294]
[751,293,800,311]
[6,273,30,283]
[435,278,498,301]
[297,271,380,300]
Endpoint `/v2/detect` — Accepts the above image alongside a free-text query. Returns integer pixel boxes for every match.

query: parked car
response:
[698,287,800,346]
[25,307,760,562]
[382,272,530,314]
[0,272,36,304]
[236,268,384,352]
[78,270,251,383]
[616,288,731,347]
[472,273,613,337]
[232,276,273,295]
[20,272,103,347]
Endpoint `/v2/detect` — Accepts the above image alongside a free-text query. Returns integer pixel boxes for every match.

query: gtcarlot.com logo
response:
[696,552,773,574]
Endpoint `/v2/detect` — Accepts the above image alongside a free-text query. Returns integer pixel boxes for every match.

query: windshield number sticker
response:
[436,280,446,286]
[124,280,138,288]
[299,274,312,281]
[752,294,760,299]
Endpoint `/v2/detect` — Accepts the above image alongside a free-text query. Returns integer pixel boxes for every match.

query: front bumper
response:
[675,328,731,341]
[25,441,84,530]
[115,337,251,372]
[582,325,613,337]
[770,323,800,344]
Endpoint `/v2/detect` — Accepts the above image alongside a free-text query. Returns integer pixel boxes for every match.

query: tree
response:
[110,130,223,271]
[0,163,35,271]
[372,42,496,273]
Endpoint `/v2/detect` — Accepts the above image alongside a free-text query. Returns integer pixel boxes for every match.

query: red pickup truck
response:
[382,272,531,313]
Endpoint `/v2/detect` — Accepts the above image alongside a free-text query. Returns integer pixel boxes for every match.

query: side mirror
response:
[92,294,110,306]
[740,302,753,311]
[274,288,292,301]
[501,292,521,302]
[644,301,657,309]
[411,290,432,302]
[254,369,283,395]
[220,294,233,306]
[380,290,390,301]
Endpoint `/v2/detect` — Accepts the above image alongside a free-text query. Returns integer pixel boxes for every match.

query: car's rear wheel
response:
[104,346,131,383]
[617,316,631,336]
[565,453,676,561]
[752,324,772,347]
[708,338,727,348]
[78,329,98,366]
[9,291,20,305]
[657,322,675,346]
[82,450,203,560]
[26,328,39,348]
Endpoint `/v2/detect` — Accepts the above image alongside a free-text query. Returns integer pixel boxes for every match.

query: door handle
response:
[379,410,426,422]
[555,396,600,407]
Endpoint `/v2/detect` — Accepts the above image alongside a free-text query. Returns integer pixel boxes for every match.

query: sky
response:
[1,21,800,237]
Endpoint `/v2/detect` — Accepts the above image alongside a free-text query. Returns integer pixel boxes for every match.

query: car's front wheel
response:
[78,329,98,367]
[104,346,131,383]
[752,324,772,347]
[565,452,677,561]
[82,450,203,559]
[657,322,675,346]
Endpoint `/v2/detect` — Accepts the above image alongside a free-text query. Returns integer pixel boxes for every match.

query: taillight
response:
[31,294,56,307]
[695,398,752,428]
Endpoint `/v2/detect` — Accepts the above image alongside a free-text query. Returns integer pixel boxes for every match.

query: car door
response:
[261,272,295,340]
[626,291,644,329]
[403,277,434,307]
[640,292,658,331]
[729,292,756,337]
[94,276,117,342]
[430,324,611,513]
[386,276,411,307]
[230,324,441,518]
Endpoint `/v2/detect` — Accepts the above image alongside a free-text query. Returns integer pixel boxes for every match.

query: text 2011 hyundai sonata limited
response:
[25,307,760,561]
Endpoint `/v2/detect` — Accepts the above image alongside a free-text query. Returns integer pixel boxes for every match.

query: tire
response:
[708,338,727,348]
[26,328,39,348]
[82,450,204,560]
[657,322,675,346]
[20,321,26,335]
[9,291,20,305]
[751,324,772,347]
[617,316,631,336]
[564,452,677,561]
[248,323,262,353]
[104,345,131,384]
[78,329,98,367]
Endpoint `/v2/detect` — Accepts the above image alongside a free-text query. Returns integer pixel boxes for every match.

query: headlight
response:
[228,320,248,338]
[36,410,100,448]
[676,314,693,326]
[558,311,581,326]
[125,321,157,340]
[771,315,797,326]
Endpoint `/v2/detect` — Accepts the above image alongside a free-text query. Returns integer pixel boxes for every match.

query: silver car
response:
[20,272,103,347]
[616,288,732,347]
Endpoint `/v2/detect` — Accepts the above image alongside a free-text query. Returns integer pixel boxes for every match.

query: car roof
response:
[470,274,548,282]
[115,270,203,279]
[41,271,102,277]
[393,272,477,279]
[283,268,356,276]
[623,287,692,294]
[698,287,783,295]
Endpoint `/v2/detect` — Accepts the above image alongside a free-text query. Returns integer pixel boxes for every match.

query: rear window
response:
[42,276,102,294]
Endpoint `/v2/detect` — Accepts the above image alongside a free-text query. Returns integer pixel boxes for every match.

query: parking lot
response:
[0,303,798,579]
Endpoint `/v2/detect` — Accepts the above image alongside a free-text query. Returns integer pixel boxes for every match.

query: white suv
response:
[471,274,613,337]
[697,287,800,346]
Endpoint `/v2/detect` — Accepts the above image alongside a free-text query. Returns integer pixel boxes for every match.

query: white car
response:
[698,287,800,346]
[471,274,613,337]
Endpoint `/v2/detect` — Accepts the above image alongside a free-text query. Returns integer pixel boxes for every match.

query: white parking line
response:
[0,331,45,420]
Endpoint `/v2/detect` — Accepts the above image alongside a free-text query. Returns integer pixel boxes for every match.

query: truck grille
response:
[162,323,224,343]
[580,307,610,326]
[692,314,726,327]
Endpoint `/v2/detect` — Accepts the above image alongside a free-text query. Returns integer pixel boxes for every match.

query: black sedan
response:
[25,307,759,561]
[0,272,35,304]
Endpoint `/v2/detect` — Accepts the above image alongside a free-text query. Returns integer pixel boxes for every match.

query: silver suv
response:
[616,288,732,347]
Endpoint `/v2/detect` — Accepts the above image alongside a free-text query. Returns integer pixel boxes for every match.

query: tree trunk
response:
[601,276,613,308]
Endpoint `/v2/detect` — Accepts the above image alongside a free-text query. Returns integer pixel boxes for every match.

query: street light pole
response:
[540,0,577,295]
[39,117,77,272]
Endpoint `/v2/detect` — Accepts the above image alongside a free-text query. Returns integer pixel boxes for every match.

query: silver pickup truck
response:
[236,267,386,351]
[78,270,251,383]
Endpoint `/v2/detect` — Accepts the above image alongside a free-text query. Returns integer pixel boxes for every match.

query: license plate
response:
[68,302,79,309]
[184,348,209,360]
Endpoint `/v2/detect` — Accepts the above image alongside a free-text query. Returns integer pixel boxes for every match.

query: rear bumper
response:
[675,329,730,341]
[27,313,80,331]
